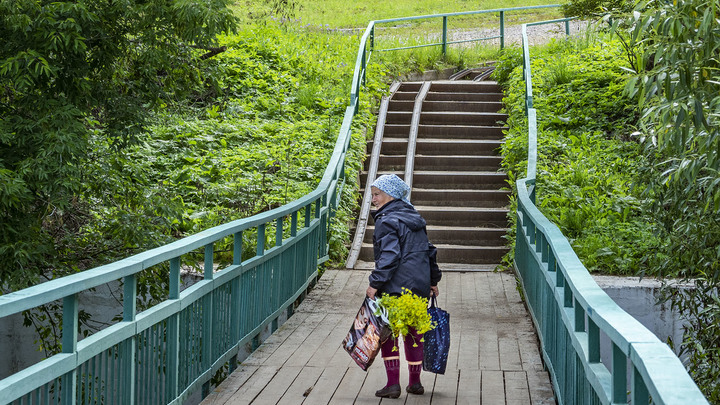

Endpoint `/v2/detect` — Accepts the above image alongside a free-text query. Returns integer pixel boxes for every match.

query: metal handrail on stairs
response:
[345,82,400,269]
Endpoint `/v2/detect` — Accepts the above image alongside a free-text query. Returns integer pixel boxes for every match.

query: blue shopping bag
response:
[423,295,450,374]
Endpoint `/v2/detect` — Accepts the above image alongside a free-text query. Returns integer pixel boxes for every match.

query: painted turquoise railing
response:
[514,20,709,405]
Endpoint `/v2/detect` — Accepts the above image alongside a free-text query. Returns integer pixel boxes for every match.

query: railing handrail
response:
[515,18,708,404]
[373,5,561,24]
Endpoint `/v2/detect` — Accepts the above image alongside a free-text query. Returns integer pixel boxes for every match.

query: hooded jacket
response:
[369,199,441,298]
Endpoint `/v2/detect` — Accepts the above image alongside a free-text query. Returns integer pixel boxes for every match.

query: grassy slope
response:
[237,0,562,28]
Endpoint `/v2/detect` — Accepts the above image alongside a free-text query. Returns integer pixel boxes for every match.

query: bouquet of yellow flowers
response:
[375,288,436,350]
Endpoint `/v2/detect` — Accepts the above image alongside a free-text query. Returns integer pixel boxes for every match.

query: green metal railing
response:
[514,21,709,405]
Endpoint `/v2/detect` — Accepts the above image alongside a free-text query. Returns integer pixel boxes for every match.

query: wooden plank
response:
[354,364,384,405]
[251,366,303,404]
[405,373,435,405]
[456,369,482,405]
[302,367,349,404]
[306,313,353,367]
[443,272,462,371]
[299,270,351,312]
[328,366,368,405]
[276,365,324,405]
[480,370,505,405]
[241,311,312,366]
[431,370,459,404]
[498,333,523,371]
[285,313,345,367]
[263,312,328,366]
[476,273,500,371]
[504,371,531,405]
[526,370,555,405]
[218,365,280,405]
[204,365,260,404]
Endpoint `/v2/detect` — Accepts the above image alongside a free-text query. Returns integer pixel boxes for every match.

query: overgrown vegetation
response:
[1,15,382,356]
[497,35,654,276]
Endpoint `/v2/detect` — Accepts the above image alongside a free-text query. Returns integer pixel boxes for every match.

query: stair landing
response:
[202,269,555,404]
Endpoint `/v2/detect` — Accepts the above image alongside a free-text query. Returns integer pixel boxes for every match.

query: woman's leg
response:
[404,328,425,394]
[380,336,400,386]
[375,336,401,398]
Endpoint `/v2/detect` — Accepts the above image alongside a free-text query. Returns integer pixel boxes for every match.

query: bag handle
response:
[367,297,389,324]
[429,294,438,308]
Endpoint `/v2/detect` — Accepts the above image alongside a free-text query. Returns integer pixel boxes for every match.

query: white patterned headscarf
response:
[371,174,412,206]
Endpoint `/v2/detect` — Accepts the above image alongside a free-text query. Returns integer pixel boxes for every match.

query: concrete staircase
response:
[351,80,511,270]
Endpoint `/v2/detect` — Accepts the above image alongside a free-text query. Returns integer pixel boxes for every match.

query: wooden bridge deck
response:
[202,269,555,405]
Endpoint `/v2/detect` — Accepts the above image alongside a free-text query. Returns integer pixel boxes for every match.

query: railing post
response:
[167,257,181,400]
[122,274,137,405]
[257,224,266,256]
[370,25,375,52]
[588,318,600,363]
[632,365,650,405]
[202,243,214,398]
[500,11,505,49]
[442,16,448,55]
[62,294,78,404]
[276,217,284,247]
[565,19,570,35]
[234,231,243,265]
[612,343,628,403]
[574,299,584,332]
[361,47,367,86]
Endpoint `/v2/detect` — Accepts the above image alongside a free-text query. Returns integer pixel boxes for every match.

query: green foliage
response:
[3,20,385,356]
[562,0,634,18]
[612,0,720,398]
[376,288,435,345]
[0,0,238,286]
[497,36,656,276]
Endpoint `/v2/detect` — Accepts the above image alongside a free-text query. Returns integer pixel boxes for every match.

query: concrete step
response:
[429,81,502,93]
[398,82,423,92]
[363,225,508,246]
[411,189,510,208]
[421,112,508,126]
[378,155,503,171]
[389,100,415,112]
[358,243,509,264]
[423,101,503,113]
[417,125,506,140]
[415,206,509,227]
[360,171,507,190]
[381,124,507,140]
[378,138,503,155]
[386,111,508,126]
[425,92,503,102]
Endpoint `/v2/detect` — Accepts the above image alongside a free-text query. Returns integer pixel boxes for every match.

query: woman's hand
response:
[366,286,378,299]
[430,285,439,297]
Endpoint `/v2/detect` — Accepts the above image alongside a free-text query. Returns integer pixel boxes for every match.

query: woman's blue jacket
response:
[369,199,441,298]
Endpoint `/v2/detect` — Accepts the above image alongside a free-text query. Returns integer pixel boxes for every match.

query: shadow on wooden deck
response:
[202,269,555,405]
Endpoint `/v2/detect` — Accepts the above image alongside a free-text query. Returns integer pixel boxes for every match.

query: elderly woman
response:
[365,174,442,398]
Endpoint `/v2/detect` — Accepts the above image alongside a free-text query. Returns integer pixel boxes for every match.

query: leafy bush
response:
[4,22,386,354]
[497,36,657,275]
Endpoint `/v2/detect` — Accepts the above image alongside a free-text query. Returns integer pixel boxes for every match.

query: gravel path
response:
[449,20,590,47]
